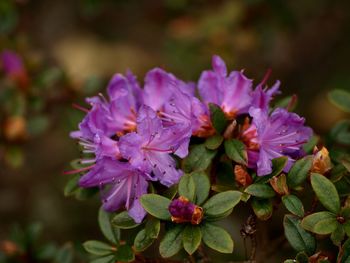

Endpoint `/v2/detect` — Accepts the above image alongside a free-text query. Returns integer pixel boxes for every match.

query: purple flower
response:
[251,70,281,113]
[79,158,148,223]
[198,55,253,119]
[119,106,184,187]
[242,107,312,176]
[169,196,203,224]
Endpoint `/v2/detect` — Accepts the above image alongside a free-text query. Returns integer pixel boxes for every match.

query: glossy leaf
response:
[83,241,115,256]
[134,229,154,252]
[224,139,247,165]
[283,215,316,255]
[178,174,195,202]
[159,224,184,258]
[183,144,217,173]
[209,103,228,133]
[91,255,115,263]
[182,225,202,255]
[282,195,305,218]
[301,211,338,235]
[192,171,210,205]
[330,223,345,246]
[98,207,120,244]
[311,173,340,213]
[244,184,275,199]
[111,211,140,229]
[255,157,288,183]
[203,191,241,217]
[201,223,233,253]
[140,194,171,220]
[287,156,313,188]
[251,198,273,221]
[205,134,224,150]
[63,174,80,197]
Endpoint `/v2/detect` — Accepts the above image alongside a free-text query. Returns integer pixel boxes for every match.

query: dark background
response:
[1,0,350,262]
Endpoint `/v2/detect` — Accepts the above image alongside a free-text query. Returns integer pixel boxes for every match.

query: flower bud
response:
[169,196,203,225]
[234,165,252,187]
[269,174,289,195]
[311,147,332,174]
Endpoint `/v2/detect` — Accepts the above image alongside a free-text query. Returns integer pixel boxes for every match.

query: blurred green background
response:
[1,0,350,262]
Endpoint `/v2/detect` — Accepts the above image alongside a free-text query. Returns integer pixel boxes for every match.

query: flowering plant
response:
[66,55,350,262]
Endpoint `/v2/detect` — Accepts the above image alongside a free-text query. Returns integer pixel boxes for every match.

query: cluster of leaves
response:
[0,223,82,263]
[65,92,350,262]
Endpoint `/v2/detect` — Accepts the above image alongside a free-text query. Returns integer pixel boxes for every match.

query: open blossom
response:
[79,158,148,223]
[198,55,253,119]
[242,107,313,176]
[119,106,184,187]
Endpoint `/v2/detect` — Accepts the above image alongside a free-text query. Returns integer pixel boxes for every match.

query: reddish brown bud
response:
[311,147,332,174]
[234,165,252,187]
[269,174,289,195]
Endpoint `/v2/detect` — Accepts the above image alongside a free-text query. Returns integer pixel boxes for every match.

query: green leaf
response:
[91,255,115,263]
[205,208,233,222]
[344,221,350,237]
[282,195,305,217]
[205,134,224,150]
[134,229,154,252]
[251,197,273,221]
[163,185,178,200]
[54,243,74,263]
[182,225,202,255]
[330,120,350,145]
[328,89,350,113]
[145,217,161,239]
[178,174,195,201]
[111,211,140,229]
[303,135,319,154]
[255,157,288,183]
[244,184,275,199]
[339,239,350,263]
[201,223,233,253]
[64,174,80,197]
[83,241,115,256]
[140,194,171,220]
[330,223,345,246]
[98,207,120,244]
[287,156,313,188]
[301,211,338,235]
[224,139,247,165]
[283,215,316,255]
[75,187,99,200]
[192,171,210,205]
[114,244,134,262]
[209,103,227,133]
[203,191,241,217]
[311,173,340,213]
[183,144,217,173]
[159,224,184,258]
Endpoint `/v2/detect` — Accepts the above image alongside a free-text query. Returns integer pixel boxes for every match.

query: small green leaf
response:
[339,239,350,263]
[224,139,247,165]
[98,207,120,244]
[201,223,233,253]
[192,171,210,205]
[91,255,115,263]
[159,224,184,258]
[255,157,288,183]
[330,120,350,145]
[205,134,224,150]
[301,211,338,235]
[83,241,115,256]
[282,195,305,217]
[251,197,273,221]
[54,243,74,263]
[163,185,178,200]
[330,223,345,246]
[209,103,228,133]
[244,184,275,199]
[178,174,195,201]
[344,221,350,236]
[183,144,217,173]
[114,244,134,262]
[134,229,154,252]
[145,217,161,239]
[287,156,313,188]
[111,211,140,229]
[203,191,241,217]
[283,215,316,255]
[311,173,340,213]
[183,225,202,255]
[140,194,171,220]
[328,89,350,113]
[64,174,80,197]
[303,135,319,154]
